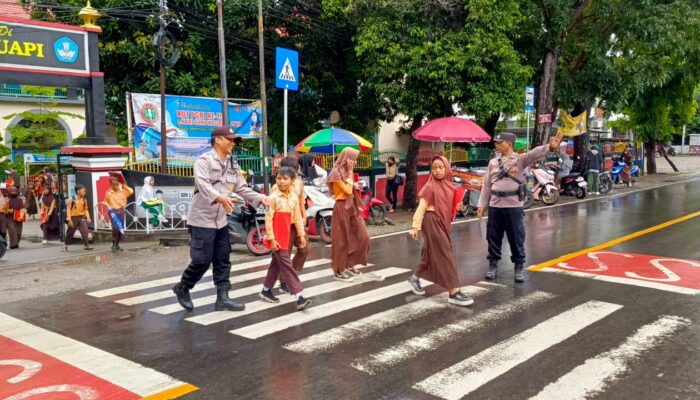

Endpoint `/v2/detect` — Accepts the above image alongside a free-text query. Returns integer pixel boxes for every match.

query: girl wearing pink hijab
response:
[408,156,473,306]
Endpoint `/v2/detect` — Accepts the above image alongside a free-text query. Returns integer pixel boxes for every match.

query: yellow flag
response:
[557,111,587,136]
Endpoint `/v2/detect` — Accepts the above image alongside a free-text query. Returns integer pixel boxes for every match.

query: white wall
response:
[0,100,86,148]
[377,115,444,153]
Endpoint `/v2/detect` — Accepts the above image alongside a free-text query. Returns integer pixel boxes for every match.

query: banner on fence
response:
[131,93,262,161]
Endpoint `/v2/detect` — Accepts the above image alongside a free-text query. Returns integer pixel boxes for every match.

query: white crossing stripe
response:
[86,257,282,298]
[118,258,332,306]
[352,291,555,374]
[230,281,417,339]
[283,285,493,354]
[0,312,195,397]
[188,267,408,326]
[149,263,373,315]
[412,300,623,400]
[530,315,691,400]
[542,269,700,295]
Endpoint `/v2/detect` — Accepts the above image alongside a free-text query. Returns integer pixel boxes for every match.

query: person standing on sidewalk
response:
[104,176,134,252]
[6,186,26,249]
[64,184,93,251]
[477,131,564,282]
[407,156,473,306]
[39,184,60,245]
[172,126,269,312]
[385,156,400,213]
[259,166,311,311]
[273,156,309,294]
[585,145,604,195]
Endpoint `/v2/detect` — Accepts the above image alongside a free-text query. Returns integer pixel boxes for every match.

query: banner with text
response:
[131,93,262,161]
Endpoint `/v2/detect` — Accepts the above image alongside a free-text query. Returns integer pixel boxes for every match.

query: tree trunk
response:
[661,146,679,172]
[402,114,424,211]
[644,141,657,174]
[532,47,559,147]
[483,113,500,136]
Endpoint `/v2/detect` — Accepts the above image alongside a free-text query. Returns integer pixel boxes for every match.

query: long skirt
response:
[620,167,631,184]
[41,211,60,241]
[7,219,23,247]
[331,199,369,274]
[415,212,459,290]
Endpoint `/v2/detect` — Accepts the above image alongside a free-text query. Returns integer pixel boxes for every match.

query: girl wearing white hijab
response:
[137,176,166,226]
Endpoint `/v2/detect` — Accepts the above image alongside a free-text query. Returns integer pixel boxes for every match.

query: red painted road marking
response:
[0,335,140,399]
[544,251,700,294]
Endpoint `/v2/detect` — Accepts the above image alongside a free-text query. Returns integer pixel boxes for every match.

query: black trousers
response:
[181,226,231,289]
[487,207,526,265]
[385,180,399,209]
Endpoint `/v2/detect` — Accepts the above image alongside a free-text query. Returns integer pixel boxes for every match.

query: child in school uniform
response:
[407,156,474,306]
[259,166,312,311]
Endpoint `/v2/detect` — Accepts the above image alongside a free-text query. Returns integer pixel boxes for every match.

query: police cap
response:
[494,132,517,143]
[211,126,242,143]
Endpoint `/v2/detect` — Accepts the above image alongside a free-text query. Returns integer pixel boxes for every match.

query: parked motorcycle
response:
[227,170,269,256]
[452,175,482,216]
[303,177,334,244]
[527,163,559,205]
[357,180,387,224]
[548,164,587,198]
[599,171,613,194]
[610,156,640,185]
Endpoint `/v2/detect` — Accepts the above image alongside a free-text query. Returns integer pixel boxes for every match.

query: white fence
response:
[94,201,190,233]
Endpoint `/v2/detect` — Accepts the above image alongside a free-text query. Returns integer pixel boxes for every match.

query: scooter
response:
[527,163,559,205]
[452,175,481,217]
[227,170,269,256]
[599,171,613,194]
[610,156,640,185]
[548,164,587,198]
[303,177,334,244]
[357,180,387,225]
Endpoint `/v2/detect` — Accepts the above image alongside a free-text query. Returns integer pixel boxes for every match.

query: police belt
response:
[492,190,520,197]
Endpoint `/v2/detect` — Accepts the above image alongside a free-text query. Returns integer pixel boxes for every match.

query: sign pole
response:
[126,92,133,163]
[526,111,530,152]
[258,0,270,192]
[216,0,229,128]
[158,0,168,174]
[283,88,288,156]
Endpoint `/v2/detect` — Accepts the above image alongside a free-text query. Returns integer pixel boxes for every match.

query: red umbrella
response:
[412,117,491,142]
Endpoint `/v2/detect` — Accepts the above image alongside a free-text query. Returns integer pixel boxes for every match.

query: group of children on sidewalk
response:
[258,149,474,314]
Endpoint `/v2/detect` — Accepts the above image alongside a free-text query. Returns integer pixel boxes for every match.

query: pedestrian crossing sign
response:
[275,47,299,91]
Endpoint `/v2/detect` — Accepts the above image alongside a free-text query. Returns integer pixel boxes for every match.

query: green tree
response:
[325,0,530,208]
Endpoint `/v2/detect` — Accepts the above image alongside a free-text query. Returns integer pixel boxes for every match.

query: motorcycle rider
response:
[477,131,564,283]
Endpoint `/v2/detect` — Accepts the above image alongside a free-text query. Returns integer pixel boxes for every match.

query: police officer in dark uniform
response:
[477,131,564,282]
[173,126,269,312]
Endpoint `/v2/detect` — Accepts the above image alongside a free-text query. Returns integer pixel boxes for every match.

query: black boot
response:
[214,283,245,311]
[485,262,498,280]
[514,264,525,283]
[172,282,193,311]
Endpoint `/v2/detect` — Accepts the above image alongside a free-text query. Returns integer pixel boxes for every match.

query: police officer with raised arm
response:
[477,131,564,283]
[173,126,269,312]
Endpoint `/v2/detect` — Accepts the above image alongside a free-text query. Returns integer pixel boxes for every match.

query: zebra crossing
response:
[85,254,693,399]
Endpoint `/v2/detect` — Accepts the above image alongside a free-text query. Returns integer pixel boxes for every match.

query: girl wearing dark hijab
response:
[40,184,60,244]
[298,153,318,180]
[7,186,26,249]
[407,156,473,306]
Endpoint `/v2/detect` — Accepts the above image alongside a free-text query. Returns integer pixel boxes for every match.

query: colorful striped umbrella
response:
[295,128,373,153]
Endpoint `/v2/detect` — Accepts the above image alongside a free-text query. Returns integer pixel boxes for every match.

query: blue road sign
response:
[275,47,299,91]
[525,86,535,111]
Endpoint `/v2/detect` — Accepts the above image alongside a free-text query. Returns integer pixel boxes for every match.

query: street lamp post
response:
[216,0,229,127]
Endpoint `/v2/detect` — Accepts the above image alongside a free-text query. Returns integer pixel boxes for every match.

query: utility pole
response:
[158,0,168,174]
[258,0,270,192]
[216,0,229,127]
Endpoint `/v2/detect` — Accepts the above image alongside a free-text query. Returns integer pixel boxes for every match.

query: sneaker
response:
[363,271,385,282]
[110,243,118,253]
[485,266,498,280]
[334,270,354,282]
[42,240,48,245]
[346,266,363,276]
[407,275,425,296]
[296,296,312,311]
[259,289,280,303]
[278,282,289,294]
[448,291,474,306]
[158,214,167,223]
[595,192,600,195]
[514,267,526,283]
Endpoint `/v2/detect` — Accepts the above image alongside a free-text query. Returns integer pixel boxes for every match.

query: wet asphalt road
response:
[1,178,699,400]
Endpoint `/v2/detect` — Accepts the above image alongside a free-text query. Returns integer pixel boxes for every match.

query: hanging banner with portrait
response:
[130,93,262,161]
